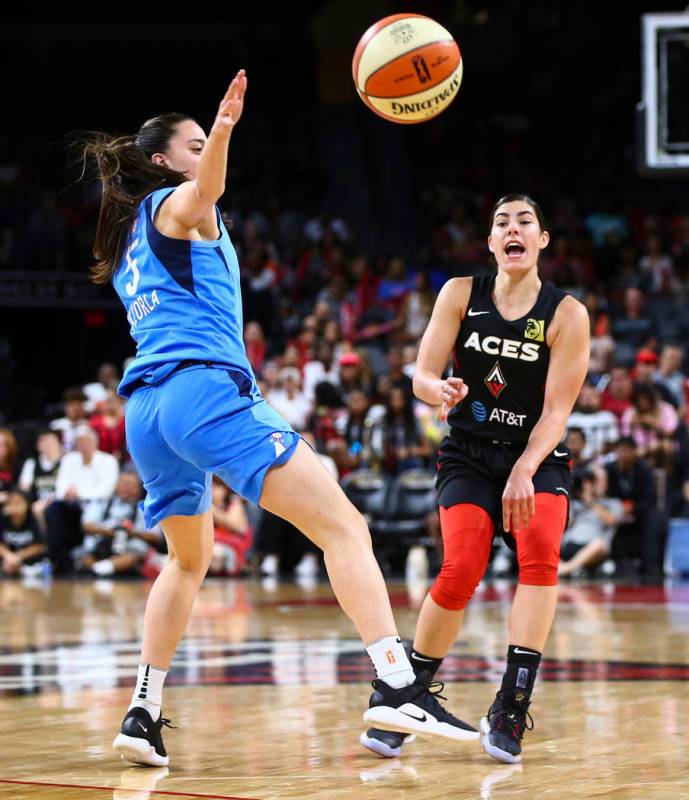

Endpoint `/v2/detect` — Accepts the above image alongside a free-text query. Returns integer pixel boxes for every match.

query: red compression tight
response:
[429,494,569,611]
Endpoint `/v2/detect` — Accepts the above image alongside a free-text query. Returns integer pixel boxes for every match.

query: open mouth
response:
[505,242,525,259]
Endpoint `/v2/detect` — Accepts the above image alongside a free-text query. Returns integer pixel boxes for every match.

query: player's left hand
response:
[502,465,535,533]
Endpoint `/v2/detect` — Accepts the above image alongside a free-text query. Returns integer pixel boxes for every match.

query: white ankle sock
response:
[128,664,167,722]
[366,636,415,688]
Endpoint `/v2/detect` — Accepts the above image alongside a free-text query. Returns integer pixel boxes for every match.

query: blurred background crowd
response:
[1,2,688,584]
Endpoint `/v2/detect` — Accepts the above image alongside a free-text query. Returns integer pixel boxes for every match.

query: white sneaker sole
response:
[480,716,522,764]
[363,706,479,742]
[113,733,170,767]
[359,731,416,758]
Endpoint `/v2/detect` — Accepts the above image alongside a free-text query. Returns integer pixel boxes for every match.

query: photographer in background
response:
[559,467,623,578]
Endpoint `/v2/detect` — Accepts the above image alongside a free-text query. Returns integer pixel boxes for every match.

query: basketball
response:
[352,14,463,124]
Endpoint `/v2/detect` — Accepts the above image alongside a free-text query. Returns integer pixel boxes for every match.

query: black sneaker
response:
[112,707,174,767]
[359,728,416,758]
[480,690,534,764]
[363,671,479,742]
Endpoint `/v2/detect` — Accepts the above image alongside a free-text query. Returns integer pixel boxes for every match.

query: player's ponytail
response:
[73,113,190,284]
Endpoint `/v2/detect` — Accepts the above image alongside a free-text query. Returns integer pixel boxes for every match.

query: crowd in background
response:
[2,155,689,583]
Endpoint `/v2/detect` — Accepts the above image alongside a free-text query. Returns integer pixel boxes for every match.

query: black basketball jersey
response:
[447,274,567,445]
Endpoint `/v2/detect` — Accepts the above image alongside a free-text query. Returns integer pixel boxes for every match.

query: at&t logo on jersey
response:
[490,408,526,427]
[471,401,488,422]
[463,331,540,362]
[469,399,526,428]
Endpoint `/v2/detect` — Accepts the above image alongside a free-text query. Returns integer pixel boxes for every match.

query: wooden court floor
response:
[0,576,688,799]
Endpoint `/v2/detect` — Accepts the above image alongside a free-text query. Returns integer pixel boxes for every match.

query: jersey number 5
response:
[124,238,140,296]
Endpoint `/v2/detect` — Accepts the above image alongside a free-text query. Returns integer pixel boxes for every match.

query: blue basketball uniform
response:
[113,187,299,527]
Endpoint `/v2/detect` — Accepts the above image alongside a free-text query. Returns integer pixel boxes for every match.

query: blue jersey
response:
[114,187,252,397]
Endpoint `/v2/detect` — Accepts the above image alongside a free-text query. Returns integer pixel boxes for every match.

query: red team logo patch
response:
[484,361,507,399]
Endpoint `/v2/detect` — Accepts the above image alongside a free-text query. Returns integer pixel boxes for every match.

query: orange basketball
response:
[352,13,463,124]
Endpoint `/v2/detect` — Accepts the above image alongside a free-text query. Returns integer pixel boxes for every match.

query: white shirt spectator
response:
[303,360,339,403]
[567,409,619,460]
[268,389,312,431]
[50,418,84,453]
[55,448,119,521]
[82,381,109,413]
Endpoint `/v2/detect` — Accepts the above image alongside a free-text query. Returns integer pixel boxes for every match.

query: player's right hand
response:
[440,377,467,421]
[213,69,248,136]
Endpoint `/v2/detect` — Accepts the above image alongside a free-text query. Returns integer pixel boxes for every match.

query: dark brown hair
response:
[0,428,17,474]
[489,193,547,231]
[74,112,191,284]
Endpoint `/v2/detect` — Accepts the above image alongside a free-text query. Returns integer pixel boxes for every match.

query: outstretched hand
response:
[213,69,247,135]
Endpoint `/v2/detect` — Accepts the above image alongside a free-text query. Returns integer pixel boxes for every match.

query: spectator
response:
[89,389,127,460]
[565,427,590,476]
[374,386,432,475]
[45,426,119,573]
[244,321,267,373]
[606,437,667,578]
[633,348,676,407]
[567,381,619,460]
[51,387,89,453]
[266,367,312,431]
[400,271,434,342]
[303,343,339,403]
[620,385,677,467]
[600,365,634,421]
[18,429,63,529]
[209,478,252,577]
[639,234,675,295]
[0,427,18,504]
[588,311,615,380]
[611,288,658,365]
[308,381,345,454]
[76,471,162,577]
[0,488,46,576]
[655,344,687,410]
[333,389,374,474]
[386,346,414,400]
[83,362,120,413]
[336,351,371,401]
[559,468,624,578]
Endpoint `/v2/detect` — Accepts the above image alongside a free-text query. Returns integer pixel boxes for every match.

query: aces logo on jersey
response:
[524,318,545,342]
[484,361,507,399]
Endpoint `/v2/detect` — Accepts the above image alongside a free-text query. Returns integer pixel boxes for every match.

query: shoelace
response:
[409,679,450,715]
[158,717,177,730]
[491,705,534,740]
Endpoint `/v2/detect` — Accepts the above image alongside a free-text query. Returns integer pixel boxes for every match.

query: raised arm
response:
[413,277,471,416]
[157,70,247,233]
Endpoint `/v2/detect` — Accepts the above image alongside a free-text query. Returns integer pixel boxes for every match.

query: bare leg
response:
[558,539,608,577]
[259,440,397,646]
[412,594,465,658]
[140,510,214,668]
[508,585,558,651]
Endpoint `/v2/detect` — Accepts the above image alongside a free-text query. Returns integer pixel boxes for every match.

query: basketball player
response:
[77,71,478,767]
[362,195,589,763]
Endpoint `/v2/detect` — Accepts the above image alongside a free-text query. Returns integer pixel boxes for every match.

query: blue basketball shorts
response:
[125,364,300,529]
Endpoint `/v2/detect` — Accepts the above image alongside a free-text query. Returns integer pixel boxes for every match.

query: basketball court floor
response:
[0,576,687,799]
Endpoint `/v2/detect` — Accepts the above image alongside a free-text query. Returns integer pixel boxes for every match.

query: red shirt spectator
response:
[89,390,126,460]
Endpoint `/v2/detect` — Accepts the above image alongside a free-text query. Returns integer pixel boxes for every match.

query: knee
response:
[168,547,212,578]
[430,504,494,610]
[327,508,373,552]
[516,494,567,586]
[430,555,486,610]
